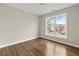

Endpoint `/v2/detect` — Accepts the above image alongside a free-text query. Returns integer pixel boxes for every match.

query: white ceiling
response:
[7,3,77,15]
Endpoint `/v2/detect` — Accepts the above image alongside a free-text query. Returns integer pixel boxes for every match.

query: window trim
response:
[46,13,67,39]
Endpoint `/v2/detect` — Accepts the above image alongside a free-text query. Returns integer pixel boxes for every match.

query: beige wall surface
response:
[0,4,39,47]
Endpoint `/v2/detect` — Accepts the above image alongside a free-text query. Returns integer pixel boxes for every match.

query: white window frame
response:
[46,13,67,39]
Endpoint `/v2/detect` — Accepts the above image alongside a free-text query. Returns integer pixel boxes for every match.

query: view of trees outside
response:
[47,14,67,37]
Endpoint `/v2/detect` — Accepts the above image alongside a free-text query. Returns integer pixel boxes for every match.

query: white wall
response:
[39,4,79,47]
[0,4,39,47]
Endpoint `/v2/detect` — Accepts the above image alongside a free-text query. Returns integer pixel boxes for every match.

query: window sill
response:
[46,34,67,39]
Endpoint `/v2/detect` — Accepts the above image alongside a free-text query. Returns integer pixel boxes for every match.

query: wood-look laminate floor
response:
[0,38,79,56]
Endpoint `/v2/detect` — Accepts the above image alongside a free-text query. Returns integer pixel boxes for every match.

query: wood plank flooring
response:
[0,38,79,56]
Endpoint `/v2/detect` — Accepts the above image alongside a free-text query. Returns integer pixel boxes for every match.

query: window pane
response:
[55,14,67,37]
[47,17,55,36]
[46,13,67,38]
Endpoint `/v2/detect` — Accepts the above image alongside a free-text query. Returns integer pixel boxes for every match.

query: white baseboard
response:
[0,36,79,49]
[0,37,38,48]
[39,36,79,48]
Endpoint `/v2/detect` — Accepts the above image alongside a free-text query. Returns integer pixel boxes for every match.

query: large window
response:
[46,13,67,38]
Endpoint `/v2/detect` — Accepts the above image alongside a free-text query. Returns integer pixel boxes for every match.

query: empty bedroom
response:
[0,3,79,56]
